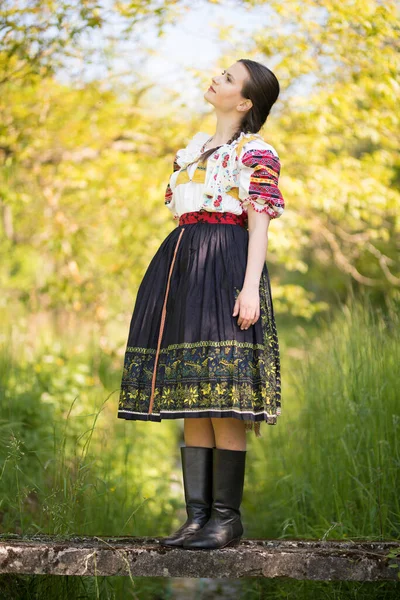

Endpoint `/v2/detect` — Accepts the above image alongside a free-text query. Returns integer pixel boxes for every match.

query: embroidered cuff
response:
[241,196,283,219]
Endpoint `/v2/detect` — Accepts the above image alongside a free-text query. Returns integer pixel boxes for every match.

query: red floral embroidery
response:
[165,183,173,205]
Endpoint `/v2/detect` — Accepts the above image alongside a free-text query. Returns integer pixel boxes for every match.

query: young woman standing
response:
[117,59,285,549]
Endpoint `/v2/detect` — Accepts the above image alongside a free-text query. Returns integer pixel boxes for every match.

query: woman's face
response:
[204,62,251,113]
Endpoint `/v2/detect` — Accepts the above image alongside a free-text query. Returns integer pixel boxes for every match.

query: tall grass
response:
[0,314,183,597]
[0,319,183,539]
[246,290,400,542]
[0,291,398,597]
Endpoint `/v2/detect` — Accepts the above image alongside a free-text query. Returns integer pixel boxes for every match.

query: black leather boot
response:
[158,445,213,547]
[182,447,247,550]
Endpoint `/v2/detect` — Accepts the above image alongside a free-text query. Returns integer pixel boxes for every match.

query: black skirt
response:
[117,210,281,437]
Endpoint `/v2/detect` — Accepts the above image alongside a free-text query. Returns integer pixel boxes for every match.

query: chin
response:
[204,91,215,105]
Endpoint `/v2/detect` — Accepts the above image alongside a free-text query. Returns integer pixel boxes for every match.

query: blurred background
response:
[0,0,399,597]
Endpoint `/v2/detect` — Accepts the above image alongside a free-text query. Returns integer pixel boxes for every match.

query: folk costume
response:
[117,130,285,438]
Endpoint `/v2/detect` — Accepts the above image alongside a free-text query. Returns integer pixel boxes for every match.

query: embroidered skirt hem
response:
[117,410,279,437]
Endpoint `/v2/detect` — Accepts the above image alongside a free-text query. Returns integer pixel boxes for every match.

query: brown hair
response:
[193,59,280,165]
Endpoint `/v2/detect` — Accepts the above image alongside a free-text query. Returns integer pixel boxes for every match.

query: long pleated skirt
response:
[117,210,281,437]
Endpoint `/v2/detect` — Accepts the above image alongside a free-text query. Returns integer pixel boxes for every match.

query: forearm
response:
[242,221,269,290]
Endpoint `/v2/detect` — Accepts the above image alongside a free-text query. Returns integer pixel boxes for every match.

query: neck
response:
[211,113,242,145]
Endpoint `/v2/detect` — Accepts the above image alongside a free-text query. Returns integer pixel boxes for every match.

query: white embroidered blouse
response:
[164,131,285,221]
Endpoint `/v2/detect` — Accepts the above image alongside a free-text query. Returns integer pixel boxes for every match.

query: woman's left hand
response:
[232,284,260,330]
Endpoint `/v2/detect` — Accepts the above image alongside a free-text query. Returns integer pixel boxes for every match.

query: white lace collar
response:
[199,130,264,148]
[233,130,264,146]
[176,132,210,166]
[176,130,264,167]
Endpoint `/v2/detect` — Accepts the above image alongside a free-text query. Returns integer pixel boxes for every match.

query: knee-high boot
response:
[182,447,247,550]
[158,445,213,547]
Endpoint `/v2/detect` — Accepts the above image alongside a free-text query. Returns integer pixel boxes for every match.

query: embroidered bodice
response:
[164,131,285,221]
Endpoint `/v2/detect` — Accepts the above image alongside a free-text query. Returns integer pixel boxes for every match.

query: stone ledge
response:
[0,534,399,581]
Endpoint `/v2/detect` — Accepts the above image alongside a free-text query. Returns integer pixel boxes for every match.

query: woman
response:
[117,59,285,550]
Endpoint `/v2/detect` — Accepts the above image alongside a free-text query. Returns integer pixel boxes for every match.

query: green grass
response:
[0,290,399,597]
[245,290,400,542]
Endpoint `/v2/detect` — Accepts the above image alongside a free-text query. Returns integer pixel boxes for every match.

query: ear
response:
[238,99,253,112]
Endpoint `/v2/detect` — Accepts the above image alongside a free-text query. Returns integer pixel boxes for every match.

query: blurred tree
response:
[0,0,183,84]
[240,0,399,305]
[0,0,197,324]
[0,0,398,329]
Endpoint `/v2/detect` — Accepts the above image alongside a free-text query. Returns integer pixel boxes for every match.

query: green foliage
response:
[252,0,400,299]
[0,2,398,597]
[0,76,190,320]
[245,290,400,541]
[0,324,182,537]
[1,0,399,324]
[1,291,399,597]
[0,0,181,84]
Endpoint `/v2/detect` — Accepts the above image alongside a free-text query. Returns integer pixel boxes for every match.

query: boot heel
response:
[223,536,242,548]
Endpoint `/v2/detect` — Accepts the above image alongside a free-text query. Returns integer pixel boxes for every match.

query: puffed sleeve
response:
[238,141,285,219]
[164,151,181,218]
[164,151,180,204]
